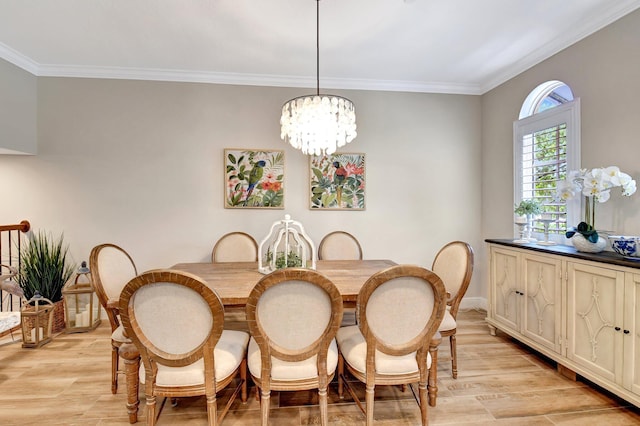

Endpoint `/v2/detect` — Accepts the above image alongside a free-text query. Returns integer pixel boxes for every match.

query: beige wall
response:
[0,59,36,154]
[481,9,640,296]
[0,76,483,300]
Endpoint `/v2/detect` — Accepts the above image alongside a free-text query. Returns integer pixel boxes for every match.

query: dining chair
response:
[245,268,343,426]
[119,269,249,426]
[432,241,474,379]
[318,231,362,326]
[336,264,446,426]
[211,232,258,263]
[89,243,139,395]
[318,231,363,261]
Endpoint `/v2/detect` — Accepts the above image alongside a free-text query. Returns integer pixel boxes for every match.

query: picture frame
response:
[309,153,365,210]
[224,149,285,209]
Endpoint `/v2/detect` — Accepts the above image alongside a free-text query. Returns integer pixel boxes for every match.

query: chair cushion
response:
[438,309,457,332]
[247,337,339,381]
[140,330,249,386]
[336,325,431,376]
[111,324,128,343]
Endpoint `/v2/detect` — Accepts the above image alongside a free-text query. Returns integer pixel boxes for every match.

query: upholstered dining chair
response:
[119,269,249,426]
[336,264,446,426]
[245,268,343,426]
[211,232,258,263]
[89,243,138,395]
[318,231,363,261]
[432,241,474,379]
[318,231,362,326]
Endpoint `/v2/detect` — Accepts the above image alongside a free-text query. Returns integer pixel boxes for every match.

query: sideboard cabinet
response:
[486,240,640,407]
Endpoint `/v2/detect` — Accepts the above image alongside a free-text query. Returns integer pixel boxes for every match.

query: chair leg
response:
[206,394,217,426]
[111,343,119,394]
[418,380,429,426]
[365,384,375,426]
[146,395,157,426]
[240,358,248,403]
[450,334,458,379]
[428,340,439,407]
[338,355,344,399]
[319,386,329,426]
[260,389,270,426]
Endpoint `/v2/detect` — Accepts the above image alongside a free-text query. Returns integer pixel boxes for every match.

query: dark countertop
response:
[485,238,640,270]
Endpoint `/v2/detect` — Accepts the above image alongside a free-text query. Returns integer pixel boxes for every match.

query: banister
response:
[0,220,30,233]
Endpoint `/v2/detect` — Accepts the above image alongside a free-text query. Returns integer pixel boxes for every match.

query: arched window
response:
[514,81,580,242]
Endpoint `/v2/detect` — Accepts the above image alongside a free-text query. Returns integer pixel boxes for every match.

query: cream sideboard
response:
[486,239,640,407]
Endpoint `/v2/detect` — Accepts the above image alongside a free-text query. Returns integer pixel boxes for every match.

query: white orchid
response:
[559,166,636,204]
[557,165,636,231]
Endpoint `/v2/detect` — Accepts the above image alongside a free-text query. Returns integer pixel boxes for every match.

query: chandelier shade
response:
[280,94,356,156]
[280,0,357,156]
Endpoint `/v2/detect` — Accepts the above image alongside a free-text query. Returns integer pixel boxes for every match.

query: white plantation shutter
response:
[514,100,581,242]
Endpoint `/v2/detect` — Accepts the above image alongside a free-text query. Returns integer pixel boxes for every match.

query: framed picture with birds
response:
[309,153,365,210]
[224,149,285,209]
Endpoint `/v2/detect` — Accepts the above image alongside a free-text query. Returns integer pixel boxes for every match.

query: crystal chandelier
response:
[280,0,357,156]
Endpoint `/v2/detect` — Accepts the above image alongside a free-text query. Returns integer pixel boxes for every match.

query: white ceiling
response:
[1,0,639,95]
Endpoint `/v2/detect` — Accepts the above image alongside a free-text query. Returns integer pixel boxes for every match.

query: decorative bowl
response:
[608,236,640,259]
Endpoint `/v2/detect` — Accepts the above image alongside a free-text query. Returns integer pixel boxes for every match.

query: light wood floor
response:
[1,309,639,425]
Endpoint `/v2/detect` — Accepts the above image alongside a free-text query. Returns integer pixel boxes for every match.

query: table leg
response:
[119,341,140,424]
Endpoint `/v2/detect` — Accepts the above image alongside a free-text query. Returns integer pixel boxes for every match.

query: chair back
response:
[119,270,224,371]
[212,232,258,263]
[358,265,446,357]
[90,243,138,329]
[318,231,363,260]
[431,241,473,318]
[246,268,343,377]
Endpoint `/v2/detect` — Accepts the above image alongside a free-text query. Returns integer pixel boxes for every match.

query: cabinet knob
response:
[624,330,630,334]
[615,327,621,331]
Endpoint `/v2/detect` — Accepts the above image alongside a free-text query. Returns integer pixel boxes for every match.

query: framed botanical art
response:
[224,149,285,209]
[309,153,365,210]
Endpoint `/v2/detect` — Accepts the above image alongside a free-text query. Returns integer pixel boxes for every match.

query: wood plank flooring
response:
[1,309,639,425]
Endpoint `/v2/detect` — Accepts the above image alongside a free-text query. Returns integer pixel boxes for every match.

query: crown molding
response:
[32,64,483,95]
[0,42,39,75]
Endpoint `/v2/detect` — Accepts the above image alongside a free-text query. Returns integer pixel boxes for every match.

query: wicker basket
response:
[51,300,66,334]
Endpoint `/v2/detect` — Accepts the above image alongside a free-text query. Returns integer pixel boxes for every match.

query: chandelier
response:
[280,0,357,156]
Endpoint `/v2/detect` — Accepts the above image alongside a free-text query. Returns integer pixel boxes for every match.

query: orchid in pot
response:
[557,166,636,251]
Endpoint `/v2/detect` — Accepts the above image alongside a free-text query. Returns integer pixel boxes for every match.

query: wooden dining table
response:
[122,259,441,423]
[170,259,396,306]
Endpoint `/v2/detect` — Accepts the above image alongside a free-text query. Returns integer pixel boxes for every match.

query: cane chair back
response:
[432,241,474,379]
[336,265,446,426]
[212,232,258,263]
[119,270,249,426]
[245,268,343,426]
[318,231,363,261]
[89,243,138,394]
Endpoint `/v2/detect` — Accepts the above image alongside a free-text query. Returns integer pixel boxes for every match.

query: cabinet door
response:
[567,261,624,383]
[521,253,562,354]
[624,273,640,395]
[490,247,520,333]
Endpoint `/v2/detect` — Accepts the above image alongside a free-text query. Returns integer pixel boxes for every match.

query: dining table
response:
[170,259,396,307]
[121,259,442,423]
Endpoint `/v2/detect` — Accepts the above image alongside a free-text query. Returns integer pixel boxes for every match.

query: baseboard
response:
[460,297,487,312]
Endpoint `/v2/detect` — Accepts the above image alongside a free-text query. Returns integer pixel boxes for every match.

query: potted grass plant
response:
[16,230,75,333]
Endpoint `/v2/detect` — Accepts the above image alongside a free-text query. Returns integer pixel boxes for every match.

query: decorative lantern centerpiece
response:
[21,291,54,348]
[62,261,101,333]
[258,214,316,274]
